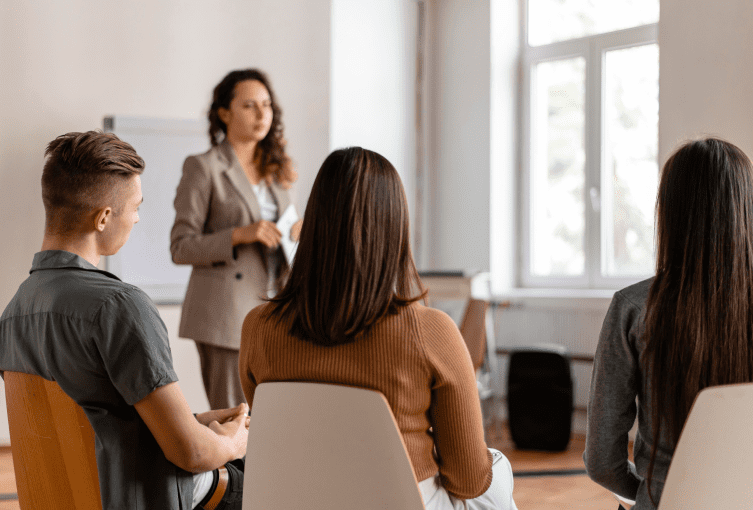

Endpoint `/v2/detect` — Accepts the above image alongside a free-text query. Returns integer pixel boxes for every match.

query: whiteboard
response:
[103,116,210,304]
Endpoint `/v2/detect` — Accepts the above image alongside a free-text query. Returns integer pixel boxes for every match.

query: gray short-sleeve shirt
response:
[0,251,193,509]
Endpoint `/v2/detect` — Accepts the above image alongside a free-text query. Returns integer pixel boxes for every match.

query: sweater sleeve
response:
[170,155,237,266]
[239,307,262,409]
[584,290,642,500]
[418,308,493,499]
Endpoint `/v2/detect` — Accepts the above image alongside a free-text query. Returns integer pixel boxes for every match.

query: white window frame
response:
[520,18,659,289]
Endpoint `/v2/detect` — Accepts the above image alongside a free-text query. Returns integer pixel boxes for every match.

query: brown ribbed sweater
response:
[239,301,493,499]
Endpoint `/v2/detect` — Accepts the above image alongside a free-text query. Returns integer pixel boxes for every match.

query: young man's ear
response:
[94,207,113,232]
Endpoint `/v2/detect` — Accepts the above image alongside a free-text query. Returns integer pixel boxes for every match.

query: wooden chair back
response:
[658,382,753,509]
[242,381,425,510]
[4,371,102,510]
[459,298,489,371]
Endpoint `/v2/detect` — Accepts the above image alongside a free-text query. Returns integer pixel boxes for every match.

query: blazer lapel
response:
[269,180,291,217]
[219,140,262,222]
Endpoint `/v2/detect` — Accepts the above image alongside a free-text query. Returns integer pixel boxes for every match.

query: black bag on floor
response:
[507,347,573,451]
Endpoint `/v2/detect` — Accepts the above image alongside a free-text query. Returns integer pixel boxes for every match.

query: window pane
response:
[602,44,658,276]
[528,0,659,46]
[530,57,586,277]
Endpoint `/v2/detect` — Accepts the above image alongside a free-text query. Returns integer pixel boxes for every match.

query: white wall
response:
[0,0,331,443]
[658,0,753,162]
[427,0,491,271]
[330,0,418,228]
[490,0,520,291]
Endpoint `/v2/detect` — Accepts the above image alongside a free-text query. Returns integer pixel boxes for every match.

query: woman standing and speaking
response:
[171,69,300,409]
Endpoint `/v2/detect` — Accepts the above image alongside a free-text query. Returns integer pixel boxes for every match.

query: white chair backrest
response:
[242,382,425,510]
[658,382,753,509]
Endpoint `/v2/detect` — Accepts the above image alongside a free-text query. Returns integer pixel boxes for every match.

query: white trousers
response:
[418,449,518,510]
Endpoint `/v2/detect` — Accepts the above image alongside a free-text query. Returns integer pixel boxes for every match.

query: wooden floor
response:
[0,448,18,510]
[482,397,618,510]
[486,427,616,509]
[0,400,618,509]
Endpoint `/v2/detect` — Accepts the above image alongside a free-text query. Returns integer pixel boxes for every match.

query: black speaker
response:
[507,348,573,451]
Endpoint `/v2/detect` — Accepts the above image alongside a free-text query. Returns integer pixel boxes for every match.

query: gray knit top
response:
[584,278,674,510]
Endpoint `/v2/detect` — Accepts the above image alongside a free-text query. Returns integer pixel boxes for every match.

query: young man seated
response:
[0,131,247,509]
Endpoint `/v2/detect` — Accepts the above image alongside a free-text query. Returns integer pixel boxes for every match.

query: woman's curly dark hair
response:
[208,69,296,187]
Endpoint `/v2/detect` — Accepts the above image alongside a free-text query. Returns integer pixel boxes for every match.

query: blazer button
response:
[235,273,243,280]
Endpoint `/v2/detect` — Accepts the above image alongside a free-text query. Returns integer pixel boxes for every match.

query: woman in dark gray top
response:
[585,138,753,509]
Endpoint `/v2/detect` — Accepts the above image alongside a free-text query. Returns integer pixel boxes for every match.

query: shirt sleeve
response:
[170,155,237,266]
[94,287,179,406]
[583,290,642,499]
[418,308,493,499]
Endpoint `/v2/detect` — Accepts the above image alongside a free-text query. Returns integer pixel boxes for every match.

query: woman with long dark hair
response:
[171,69,301,409]
[585,138,753,508]
[239,147,517,509]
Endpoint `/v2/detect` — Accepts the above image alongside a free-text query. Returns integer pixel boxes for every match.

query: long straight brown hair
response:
[643,138,753,498]
[267,147,426,346]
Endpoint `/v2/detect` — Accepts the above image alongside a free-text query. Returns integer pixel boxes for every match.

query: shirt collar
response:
[30,250,121,280]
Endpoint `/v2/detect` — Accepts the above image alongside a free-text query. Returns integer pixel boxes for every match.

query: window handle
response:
[589,187,601,213]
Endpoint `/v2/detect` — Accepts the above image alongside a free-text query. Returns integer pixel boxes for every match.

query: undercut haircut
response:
[42,131,144,234]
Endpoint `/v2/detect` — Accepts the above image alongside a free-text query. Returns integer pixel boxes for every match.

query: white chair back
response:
[658,382,753,509]
[242,381,426,510]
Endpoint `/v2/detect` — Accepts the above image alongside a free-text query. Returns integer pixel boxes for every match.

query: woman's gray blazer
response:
[170,140,290,350]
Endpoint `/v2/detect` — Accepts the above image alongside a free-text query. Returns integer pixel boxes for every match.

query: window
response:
[521,0,659,288]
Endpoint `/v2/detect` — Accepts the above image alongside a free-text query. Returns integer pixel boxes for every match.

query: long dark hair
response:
[267,147,426,346]
[643,137,753,499]
[208,68,296,186]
